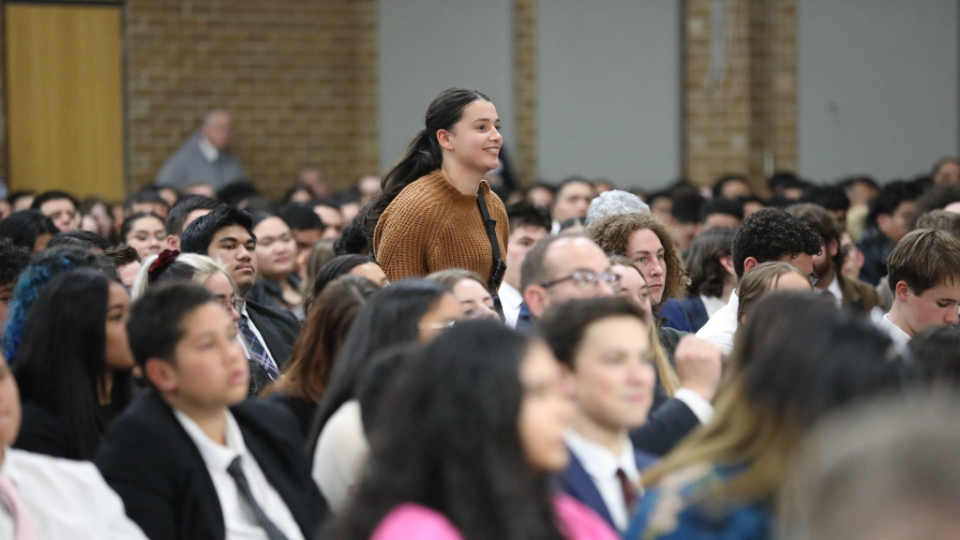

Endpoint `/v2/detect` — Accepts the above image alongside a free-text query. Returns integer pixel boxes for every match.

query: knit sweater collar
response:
[426,169,489,204]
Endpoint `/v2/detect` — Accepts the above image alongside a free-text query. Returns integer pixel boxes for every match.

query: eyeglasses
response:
[542,271,621,289]
[218,296,244,314]
[418,319,456,331]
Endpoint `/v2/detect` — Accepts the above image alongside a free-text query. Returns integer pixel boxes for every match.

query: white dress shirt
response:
[198,135,220,162]
[499,281,524,328]
[564,431,642,532]
[695,291,739,354]
[699,295,727,319]
[878,313,912,349]
[0,447,148,540]
[312,400,369,513]
[173,410,304,540]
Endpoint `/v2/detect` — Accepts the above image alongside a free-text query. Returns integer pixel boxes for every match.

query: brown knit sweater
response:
[373,169,509,288]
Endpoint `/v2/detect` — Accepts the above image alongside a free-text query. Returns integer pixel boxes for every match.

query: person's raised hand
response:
[674,335,723,402]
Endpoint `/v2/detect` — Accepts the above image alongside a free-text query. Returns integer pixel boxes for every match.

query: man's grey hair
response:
[585,190,650,226]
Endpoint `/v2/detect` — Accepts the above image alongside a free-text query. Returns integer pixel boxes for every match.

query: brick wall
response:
[124,0,378,198]
[513,0,537,185]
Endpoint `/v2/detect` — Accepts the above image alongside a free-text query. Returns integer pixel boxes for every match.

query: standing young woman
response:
[13,269,135,460]
[359,88,509,304]
[329,320,617,540]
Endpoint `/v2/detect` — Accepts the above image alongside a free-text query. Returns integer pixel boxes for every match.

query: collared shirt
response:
[878,313,912,349]
[499,281,524,328]
[699,295,727,319]
[0,447,148,540]
[172,410,304,540]
[825,274,843,307]
[238,301,277,366]
[695,291,739,354]
[564,431,642,532]
[198,136,220,162]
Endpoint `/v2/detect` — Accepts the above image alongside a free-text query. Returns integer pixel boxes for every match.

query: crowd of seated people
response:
[2,96,960,539]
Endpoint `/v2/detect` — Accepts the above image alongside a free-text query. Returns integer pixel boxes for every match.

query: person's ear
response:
[145,358,178,393]
[524,285,549,319]
[166,235,180,251]
[828,238,839,257]
[742,256,760,275]
[894,280,912,303]
[436,128,455,152]
[719,255,736,277]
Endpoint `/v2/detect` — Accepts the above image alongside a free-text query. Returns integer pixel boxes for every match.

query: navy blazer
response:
[557,448,658,532]
[95,392,328,540]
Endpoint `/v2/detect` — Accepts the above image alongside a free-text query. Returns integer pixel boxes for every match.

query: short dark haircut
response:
[278,202,324,231]
[539,297,647,370]
[838,175,879,193]
[557,176,594,193]
[100,245,141,267]
[127,281,216,368]
[700,197,745,223]
[7,190,34,205]
[506,201,550,233]
[217,182,260,206]
[119,212,165,243]
[165,195,222,236]
[887,229,960,295]
[768,171,805,192]
[526,182,556,196]
[519,234,567,293]
[867,180,922,228]
[0,239,30,286]
[311,255,377,300]
[312,197,341,212]
[916,184,960,215]
[30,190,78,211]
[0,210,58,250]
[787,203,843,270]
[123,189,170,213]
[732,207,822,278]
[646,191,671,206]
[334,218,369,256]
[712,174,750,198]
[47,230,112,251]
[801,185,850,213]
[672,193,706,224]
[180,206,255,255]
[736,194,767,208]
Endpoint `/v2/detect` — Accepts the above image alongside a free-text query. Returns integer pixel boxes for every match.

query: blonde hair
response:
[736,261,807,321]
[426,268,486,289]
[131,253,237,299]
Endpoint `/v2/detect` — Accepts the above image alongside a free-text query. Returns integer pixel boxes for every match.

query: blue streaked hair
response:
[2,247,111,363]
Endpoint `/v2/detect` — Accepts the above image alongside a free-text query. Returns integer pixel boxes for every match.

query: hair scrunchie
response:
[148,249,180,282]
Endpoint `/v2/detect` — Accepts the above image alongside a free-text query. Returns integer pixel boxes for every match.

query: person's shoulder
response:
[371,503,464,540]
[9,447,105,486]
[552,494,619,540]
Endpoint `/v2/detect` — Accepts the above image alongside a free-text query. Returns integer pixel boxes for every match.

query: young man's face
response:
[40,197,80,232]
[505,224,548,290]
[879,201,918,244]
[897,280,960,335]
[552,182,594,224]
[566,315,655,434]
[207,225,258,296]
[154,303,248,410]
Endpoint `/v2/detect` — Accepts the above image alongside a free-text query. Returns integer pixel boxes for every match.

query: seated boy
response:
[540,296,659,533]
[95,282,326,540]
[0,355,147,539]
[880,229,960,347]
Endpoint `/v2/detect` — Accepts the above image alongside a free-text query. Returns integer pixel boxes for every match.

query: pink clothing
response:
[371,494,618,540]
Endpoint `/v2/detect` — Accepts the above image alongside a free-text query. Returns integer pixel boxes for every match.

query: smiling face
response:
[440,100,502,176]
[253,217,296,280]
[207,225,258,296]
[125,215,167,260]
[627,228,667,305]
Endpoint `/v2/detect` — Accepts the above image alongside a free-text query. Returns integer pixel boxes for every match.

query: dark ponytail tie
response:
[148,249,180,282]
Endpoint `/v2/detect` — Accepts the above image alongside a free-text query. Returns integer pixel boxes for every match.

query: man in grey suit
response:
[155,109,247,191]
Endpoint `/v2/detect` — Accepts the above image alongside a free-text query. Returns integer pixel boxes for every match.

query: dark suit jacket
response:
[245,297,302,396]
[95,392,327,540]
[557,447,657,532]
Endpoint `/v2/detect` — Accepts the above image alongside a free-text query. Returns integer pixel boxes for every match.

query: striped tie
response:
[238,315,279,380]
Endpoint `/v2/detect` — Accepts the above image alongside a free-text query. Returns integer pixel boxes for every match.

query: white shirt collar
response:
[198,135,220,162]
[173,409,246,471]
[699,295,727,318]
[879,313,912,347]
[564,430,639,482]
[826,275,843,307]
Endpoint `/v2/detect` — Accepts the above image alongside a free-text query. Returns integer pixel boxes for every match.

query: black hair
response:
[736,194,767,208]
[356,88,491,246]
[7,190,34,205]
[732,207,822,278]
[526,182,556,196]
[557,176,595,193]
[100,245,141,267]
[312,198,341,211]
[13,269,131,459]
[0,239,30,286]
[356,343,420,434]
[916,184,960,215]
[539,297,647,369]
[123,189,170,213]
[278,202,324,231]
[47,230,112,251]
[867,180,922,229]
[30,190,78,212]
[249,211,273,228]
[333,217,370,256]
[700,197,745,223]
[119,212,165,243]
[0,210,59,250]
[558,217,586,231]
[686,227,737,297]
[307,279,452,454]
[506,201,551,233]
[165,195,222,236]
[768,171,806,192]
[180,206,255,255]
[646,190,672,206]
[311,254,377,299]
[283,185,313,204]
[712,174,751,198]
[671,193,706,224]
[801,185,850,213]
[127,281,216,368]
[216,182,260,206]
[330,320,565,540]
[838,175,880,193]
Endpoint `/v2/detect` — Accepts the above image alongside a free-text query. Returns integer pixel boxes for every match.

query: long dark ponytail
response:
[358,88,491,247]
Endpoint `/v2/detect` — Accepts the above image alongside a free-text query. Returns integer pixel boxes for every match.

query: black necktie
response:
[226,456,290,540]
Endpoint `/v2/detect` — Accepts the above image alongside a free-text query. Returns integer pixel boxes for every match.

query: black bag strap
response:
[476,189,506,317]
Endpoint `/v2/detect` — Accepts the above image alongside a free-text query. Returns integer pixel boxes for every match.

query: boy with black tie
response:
[96,282,326,540]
